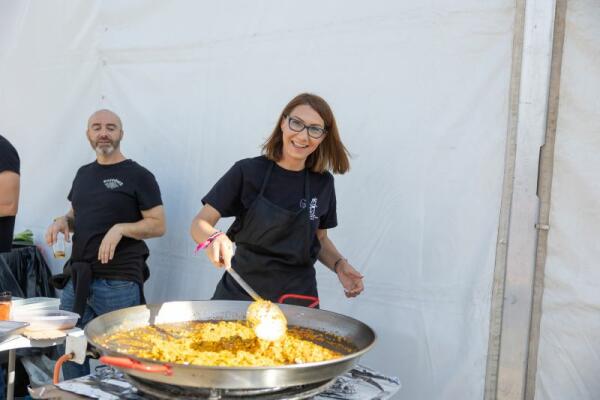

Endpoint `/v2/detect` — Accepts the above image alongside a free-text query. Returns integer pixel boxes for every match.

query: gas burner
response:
[127,375,336,400]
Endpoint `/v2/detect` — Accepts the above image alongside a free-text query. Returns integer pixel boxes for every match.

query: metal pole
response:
[485,0,559,399]
[7,349,15,400]
[524,0,568,399]
[484,0,527,396]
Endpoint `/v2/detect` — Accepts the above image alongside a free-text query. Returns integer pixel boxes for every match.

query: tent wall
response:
[534,1,600,399]
[0,1,516,399]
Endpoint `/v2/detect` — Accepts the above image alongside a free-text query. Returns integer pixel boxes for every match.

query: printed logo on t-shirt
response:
[309,198,318,220]
[300,198,319,220]
[103,178,123,189]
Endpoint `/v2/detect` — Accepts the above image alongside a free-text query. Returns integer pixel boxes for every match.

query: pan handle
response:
[100,356,173,376]
[278,294,319,308]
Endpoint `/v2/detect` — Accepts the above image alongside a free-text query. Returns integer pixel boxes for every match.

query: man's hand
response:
[98,224,124,264]
[45,216,71,246]
[336,261,364,298]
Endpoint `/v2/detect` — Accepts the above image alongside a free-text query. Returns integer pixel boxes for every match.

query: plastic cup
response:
[0,291,11,320]
[53,233,66,259]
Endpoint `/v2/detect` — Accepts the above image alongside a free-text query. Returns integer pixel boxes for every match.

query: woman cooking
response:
[190,93,364,307]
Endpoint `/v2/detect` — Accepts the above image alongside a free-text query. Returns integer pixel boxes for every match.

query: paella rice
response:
[97,321,350,367]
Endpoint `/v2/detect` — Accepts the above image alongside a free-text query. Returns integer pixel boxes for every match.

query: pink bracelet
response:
[195,231,224,252]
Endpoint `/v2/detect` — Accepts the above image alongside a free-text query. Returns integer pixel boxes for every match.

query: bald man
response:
[45,110,166,378]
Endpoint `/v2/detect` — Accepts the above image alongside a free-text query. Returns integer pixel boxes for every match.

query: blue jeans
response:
[59,279,140,379]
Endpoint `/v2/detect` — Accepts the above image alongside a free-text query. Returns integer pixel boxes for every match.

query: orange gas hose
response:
[53,353,74,384]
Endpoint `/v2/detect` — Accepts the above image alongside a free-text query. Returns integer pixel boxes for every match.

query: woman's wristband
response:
[333,257,347,273]
[195,231,223,252]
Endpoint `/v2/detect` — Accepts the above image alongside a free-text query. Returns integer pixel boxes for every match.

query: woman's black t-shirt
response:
[202,156,337,262]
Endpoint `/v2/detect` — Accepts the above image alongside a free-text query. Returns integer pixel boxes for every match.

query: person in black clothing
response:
[0,134,20,253]
[45,109,166,378]
[190,93,364,307]
[0,136,19,398]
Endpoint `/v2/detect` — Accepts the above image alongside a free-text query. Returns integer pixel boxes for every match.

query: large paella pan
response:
[85,300,376,390]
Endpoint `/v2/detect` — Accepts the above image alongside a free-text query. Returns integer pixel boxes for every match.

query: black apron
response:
[212,162,318,307]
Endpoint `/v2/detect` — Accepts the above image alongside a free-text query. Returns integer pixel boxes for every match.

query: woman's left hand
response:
[336,261,364,298]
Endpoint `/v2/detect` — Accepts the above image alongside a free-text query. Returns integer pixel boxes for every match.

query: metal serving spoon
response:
[224,266,287,341]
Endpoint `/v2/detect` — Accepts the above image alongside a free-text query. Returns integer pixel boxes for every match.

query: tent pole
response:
[484,0,560,399]
[484,0,527,396]
[524,0,568,399]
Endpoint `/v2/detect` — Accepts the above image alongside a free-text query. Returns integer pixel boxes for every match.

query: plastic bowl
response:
[11,310,80,331]
[12,297,60,312]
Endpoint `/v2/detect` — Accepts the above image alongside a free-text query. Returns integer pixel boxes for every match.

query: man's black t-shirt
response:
[202,156,337,262]
[68,159,162,283]
[0,135,20,253]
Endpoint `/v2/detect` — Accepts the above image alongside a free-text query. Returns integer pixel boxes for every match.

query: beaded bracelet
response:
[195,231,224,252]
[333,257,347,273]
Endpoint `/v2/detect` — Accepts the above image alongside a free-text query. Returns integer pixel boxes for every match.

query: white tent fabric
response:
[0,2,515,398]
[534,1,600,399]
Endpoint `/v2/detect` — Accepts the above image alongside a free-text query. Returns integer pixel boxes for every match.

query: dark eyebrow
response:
[106,123,117,129]
[91,123,101,128]
[289,115,324,128]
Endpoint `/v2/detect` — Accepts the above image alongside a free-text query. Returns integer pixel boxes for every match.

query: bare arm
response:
[316,229,344,273]
[190,204,233,268]
[118,205,166,240]
[317,229,364,298]
[191,204,221,243]
[0,171,20,216]
[97,205,166,264]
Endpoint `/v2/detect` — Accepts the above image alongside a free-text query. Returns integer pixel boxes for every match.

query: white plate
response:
[0,320,29,341]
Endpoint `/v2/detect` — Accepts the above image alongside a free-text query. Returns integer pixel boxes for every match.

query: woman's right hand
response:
[44,216,71,246]
[206,234,234,268]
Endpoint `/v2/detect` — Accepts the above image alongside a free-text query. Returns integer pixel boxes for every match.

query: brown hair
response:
[262,93,350,174]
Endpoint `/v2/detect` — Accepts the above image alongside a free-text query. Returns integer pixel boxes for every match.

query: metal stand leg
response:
[7,349,15,400]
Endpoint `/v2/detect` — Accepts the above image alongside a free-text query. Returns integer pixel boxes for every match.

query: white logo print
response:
[309,198,318,221]
[103,178,123,189]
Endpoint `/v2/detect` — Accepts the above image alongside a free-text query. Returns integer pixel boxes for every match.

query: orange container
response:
[0,291,12,320]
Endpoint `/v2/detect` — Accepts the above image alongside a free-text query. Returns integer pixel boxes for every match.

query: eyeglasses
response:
[285,115,327,139]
